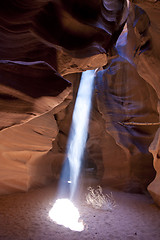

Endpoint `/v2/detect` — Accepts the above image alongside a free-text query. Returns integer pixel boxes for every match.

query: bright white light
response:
[49,199,84,232]
[50,70,95,231]
[67,70,95,197]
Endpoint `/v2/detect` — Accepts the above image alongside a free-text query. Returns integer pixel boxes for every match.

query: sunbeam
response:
[49,69,95,231]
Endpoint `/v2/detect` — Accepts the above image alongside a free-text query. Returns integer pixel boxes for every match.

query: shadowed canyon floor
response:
[0,182,160,240]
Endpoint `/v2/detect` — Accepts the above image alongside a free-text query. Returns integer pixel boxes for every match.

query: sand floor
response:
[0,181,160,240]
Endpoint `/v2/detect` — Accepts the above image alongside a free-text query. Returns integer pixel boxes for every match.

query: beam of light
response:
[66,69,95,198]
[49,70,95,231]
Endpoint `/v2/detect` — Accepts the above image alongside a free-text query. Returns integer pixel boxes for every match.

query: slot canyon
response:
[0,0,160,239]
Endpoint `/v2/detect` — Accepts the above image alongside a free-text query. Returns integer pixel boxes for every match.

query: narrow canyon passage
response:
[0,1,160,239]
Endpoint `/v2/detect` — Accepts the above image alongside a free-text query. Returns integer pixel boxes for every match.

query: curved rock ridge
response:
[0,60,71,130]
[0,109,63,194]
[0,0,127,59]
[0,0,128,130]
[132,0,160,206]
[93,1,160,204]
[0,1,128,193]
[0,0,160,207]
[0,81,73,194]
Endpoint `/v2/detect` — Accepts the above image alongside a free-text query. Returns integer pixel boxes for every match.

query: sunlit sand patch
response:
[49,198,84,232]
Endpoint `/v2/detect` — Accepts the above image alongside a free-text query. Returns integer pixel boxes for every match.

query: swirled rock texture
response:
[92,1,160,204]
[0,0,126,193]
[134,0,160,207]
[0,0,160,208]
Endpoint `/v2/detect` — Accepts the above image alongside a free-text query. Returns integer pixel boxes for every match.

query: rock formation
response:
[0,0,160,207]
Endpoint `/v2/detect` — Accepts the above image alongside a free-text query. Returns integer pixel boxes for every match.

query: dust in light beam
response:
[49,70,96,231]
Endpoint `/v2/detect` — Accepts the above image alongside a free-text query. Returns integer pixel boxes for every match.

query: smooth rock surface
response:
[0,0,160,209]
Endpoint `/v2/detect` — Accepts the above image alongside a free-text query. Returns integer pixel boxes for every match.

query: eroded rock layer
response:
[0,0,126,193]
[0,0,160,208]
